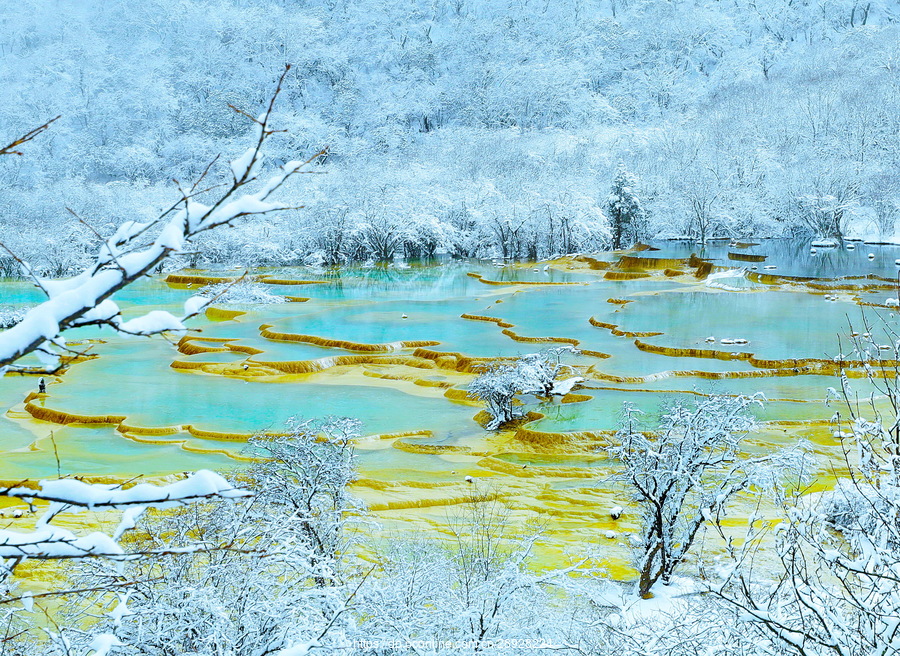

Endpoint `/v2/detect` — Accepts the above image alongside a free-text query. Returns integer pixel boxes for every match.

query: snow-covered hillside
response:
[1,0,898,268]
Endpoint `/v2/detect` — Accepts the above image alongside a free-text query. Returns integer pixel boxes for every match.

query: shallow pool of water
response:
[2,244,896,566]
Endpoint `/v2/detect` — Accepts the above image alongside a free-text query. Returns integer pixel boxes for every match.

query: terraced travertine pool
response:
[3,238,899,572]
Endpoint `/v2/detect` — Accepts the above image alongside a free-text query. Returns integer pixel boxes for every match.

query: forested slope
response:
[2,0,898,270]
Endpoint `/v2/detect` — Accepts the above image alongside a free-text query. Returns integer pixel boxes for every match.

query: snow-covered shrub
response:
[468,347,582,429]
[198,280,287,305]
[0,306,26,329]
[821,479,900,549]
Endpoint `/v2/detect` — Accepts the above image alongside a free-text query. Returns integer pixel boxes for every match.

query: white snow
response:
[550,376,584,395]
[0,526,124,558]
[107,591,134,626]
[230,146,261,182]
[275,642,315,656]
[9,470,250,509]
[183,295,210,316]
[118,310,186,334]
[112,505,147,541]
[75,299,120,325]
[86,634,124,656]
[705,268,756,291]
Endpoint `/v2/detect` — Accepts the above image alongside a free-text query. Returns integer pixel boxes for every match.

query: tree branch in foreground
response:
[0,64,324,372]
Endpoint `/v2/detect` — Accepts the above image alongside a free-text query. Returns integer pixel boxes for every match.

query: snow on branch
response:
[0,65,322,372]
[0,526,124,560]
[0,115,60,157]
[1,469,250,510]
[0,471,250,565]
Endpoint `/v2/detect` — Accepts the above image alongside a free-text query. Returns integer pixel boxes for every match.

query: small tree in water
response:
[467,347,582,430]
[607,166,647,250]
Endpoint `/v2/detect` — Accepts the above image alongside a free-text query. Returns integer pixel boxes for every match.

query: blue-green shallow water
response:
[614,289,865,361]
[647,238,900,279]
[530,393,832,433]
[0,425,239,479]
[2,245,897,479]
[41,338,475,435]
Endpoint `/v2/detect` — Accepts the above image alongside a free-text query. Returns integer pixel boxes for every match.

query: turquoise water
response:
[648,238,900,279]
[1,245,898,481]
[616,289,863,360]
[529,393,831,433]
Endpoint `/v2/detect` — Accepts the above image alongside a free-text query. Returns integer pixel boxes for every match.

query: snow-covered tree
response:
[244,416,362,585]
[611,394,802,598]
[467,362,524,429]
[607,166,647,250]
[467,347,583,429]
[515,346,582,397]
[796,187,859,240]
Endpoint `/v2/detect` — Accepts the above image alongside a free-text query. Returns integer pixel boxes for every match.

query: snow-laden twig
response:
[0,65,322,373]
[3,470,249,511]
[0,470,250,569]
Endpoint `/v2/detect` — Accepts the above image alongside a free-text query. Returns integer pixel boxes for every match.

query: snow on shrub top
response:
[199,280,287,305]
[0,306,27,329]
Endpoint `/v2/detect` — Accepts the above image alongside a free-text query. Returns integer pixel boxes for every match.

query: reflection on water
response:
[649,237,900,279]
[1,241,897,569]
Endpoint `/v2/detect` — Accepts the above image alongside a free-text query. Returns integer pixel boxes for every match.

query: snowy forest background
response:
[3,0,900,273]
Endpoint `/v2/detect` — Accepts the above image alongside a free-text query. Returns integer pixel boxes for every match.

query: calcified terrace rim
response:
[167,283,897,442]
[465,272,586,286]
[13,257,898,475]
[460,313,611,356]
[164,273,330,287]
[258,324,441,352]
